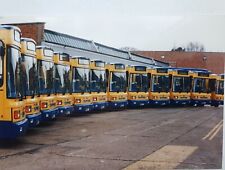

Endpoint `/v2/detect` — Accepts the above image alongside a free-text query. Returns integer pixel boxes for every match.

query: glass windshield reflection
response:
[151,75,170,92]
[72,67,90,93]
[193,78,208,93]
[55,64,71,94]
[7,47,23,98]
[21,55,38,96]
[37,60,54,95]
[129,73,149,92]
[110,72,126,92]
[173,76,191,92]
[91,69,106,92]
[216,80,224,94]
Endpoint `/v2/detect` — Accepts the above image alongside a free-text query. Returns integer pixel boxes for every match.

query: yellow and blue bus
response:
[70,57,93,112]
[211,74,224,107]
[148,68,171,106]
[20,38,41,127]
[53,52,74,115]
[36,46,59,120]
[190,71,211,106]
[127,66,149,107]
[0,25,28,138]
[106,63,128,109]
[90,60,108,111]
[170,69,191,105]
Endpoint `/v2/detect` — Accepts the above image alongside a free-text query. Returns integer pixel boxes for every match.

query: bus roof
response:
[157,67,211,73]
[21,37,36,44]
[0,25,21,32]
[71,56,89,60]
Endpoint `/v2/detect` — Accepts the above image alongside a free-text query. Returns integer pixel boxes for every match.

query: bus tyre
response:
[214,104,219,107]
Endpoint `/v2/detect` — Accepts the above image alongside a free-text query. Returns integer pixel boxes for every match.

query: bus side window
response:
[190,76,193,92]
[69,67,73,94]
[147,73,151,91]
[106,69,109,92]
[0,40,4,87]
[126,71,129,90]
[208,79,216,93]
[169,74,172,92]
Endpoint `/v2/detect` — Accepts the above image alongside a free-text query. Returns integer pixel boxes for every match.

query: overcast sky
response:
[1,0,225,52]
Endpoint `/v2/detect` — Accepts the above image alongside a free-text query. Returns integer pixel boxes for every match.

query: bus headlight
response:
[25,106,32,113]
[41,102,48,109]
[174,96,178,99]
[75,99,81,103]
[57,100,63,105]
[13,110,21,120]
[93,97,97,101]
[112,97,117,101]
[131,96,136,99]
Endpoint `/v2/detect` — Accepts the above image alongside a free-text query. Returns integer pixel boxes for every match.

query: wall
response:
[135,51,225,74]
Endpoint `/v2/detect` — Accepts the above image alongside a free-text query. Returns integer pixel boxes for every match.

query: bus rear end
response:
[70,57,93,113]
[90,60,108,111]
[170,69,191,105]
[0,25,28,138]
[148,68,171,106]
[106,63,128,109]
[127,66,149,108]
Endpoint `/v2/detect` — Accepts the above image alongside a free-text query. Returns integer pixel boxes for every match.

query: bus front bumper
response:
[170,100,191,105]
[74,104,93,113]
[128,100,149,108]
[58,106,74,116]
[149,100,170,106]
[27,112,42,127]
[108,101,128,109]
[211,100,224,106]
[93,102,108,111]
[41,108,59,121]
[0,119,29,139]
[191,99,211,106]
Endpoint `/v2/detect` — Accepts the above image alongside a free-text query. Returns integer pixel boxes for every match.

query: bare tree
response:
[171,42,205,52]
[186,42,205,52]
[171,47,185,51]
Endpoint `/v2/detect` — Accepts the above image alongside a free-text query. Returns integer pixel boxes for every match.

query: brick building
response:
[11,22,45,45]
[135,51,225,74]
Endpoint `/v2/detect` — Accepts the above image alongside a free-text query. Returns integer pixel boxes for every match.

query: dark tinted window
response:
[0,41,4,87]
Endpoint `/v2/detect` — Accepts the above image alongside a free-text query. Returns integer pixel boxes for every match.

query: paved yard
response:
[0,106,223,170]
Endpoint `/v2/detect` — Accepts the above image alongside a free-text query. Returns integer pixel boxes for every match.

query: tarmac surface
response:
[0,106,223,170]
